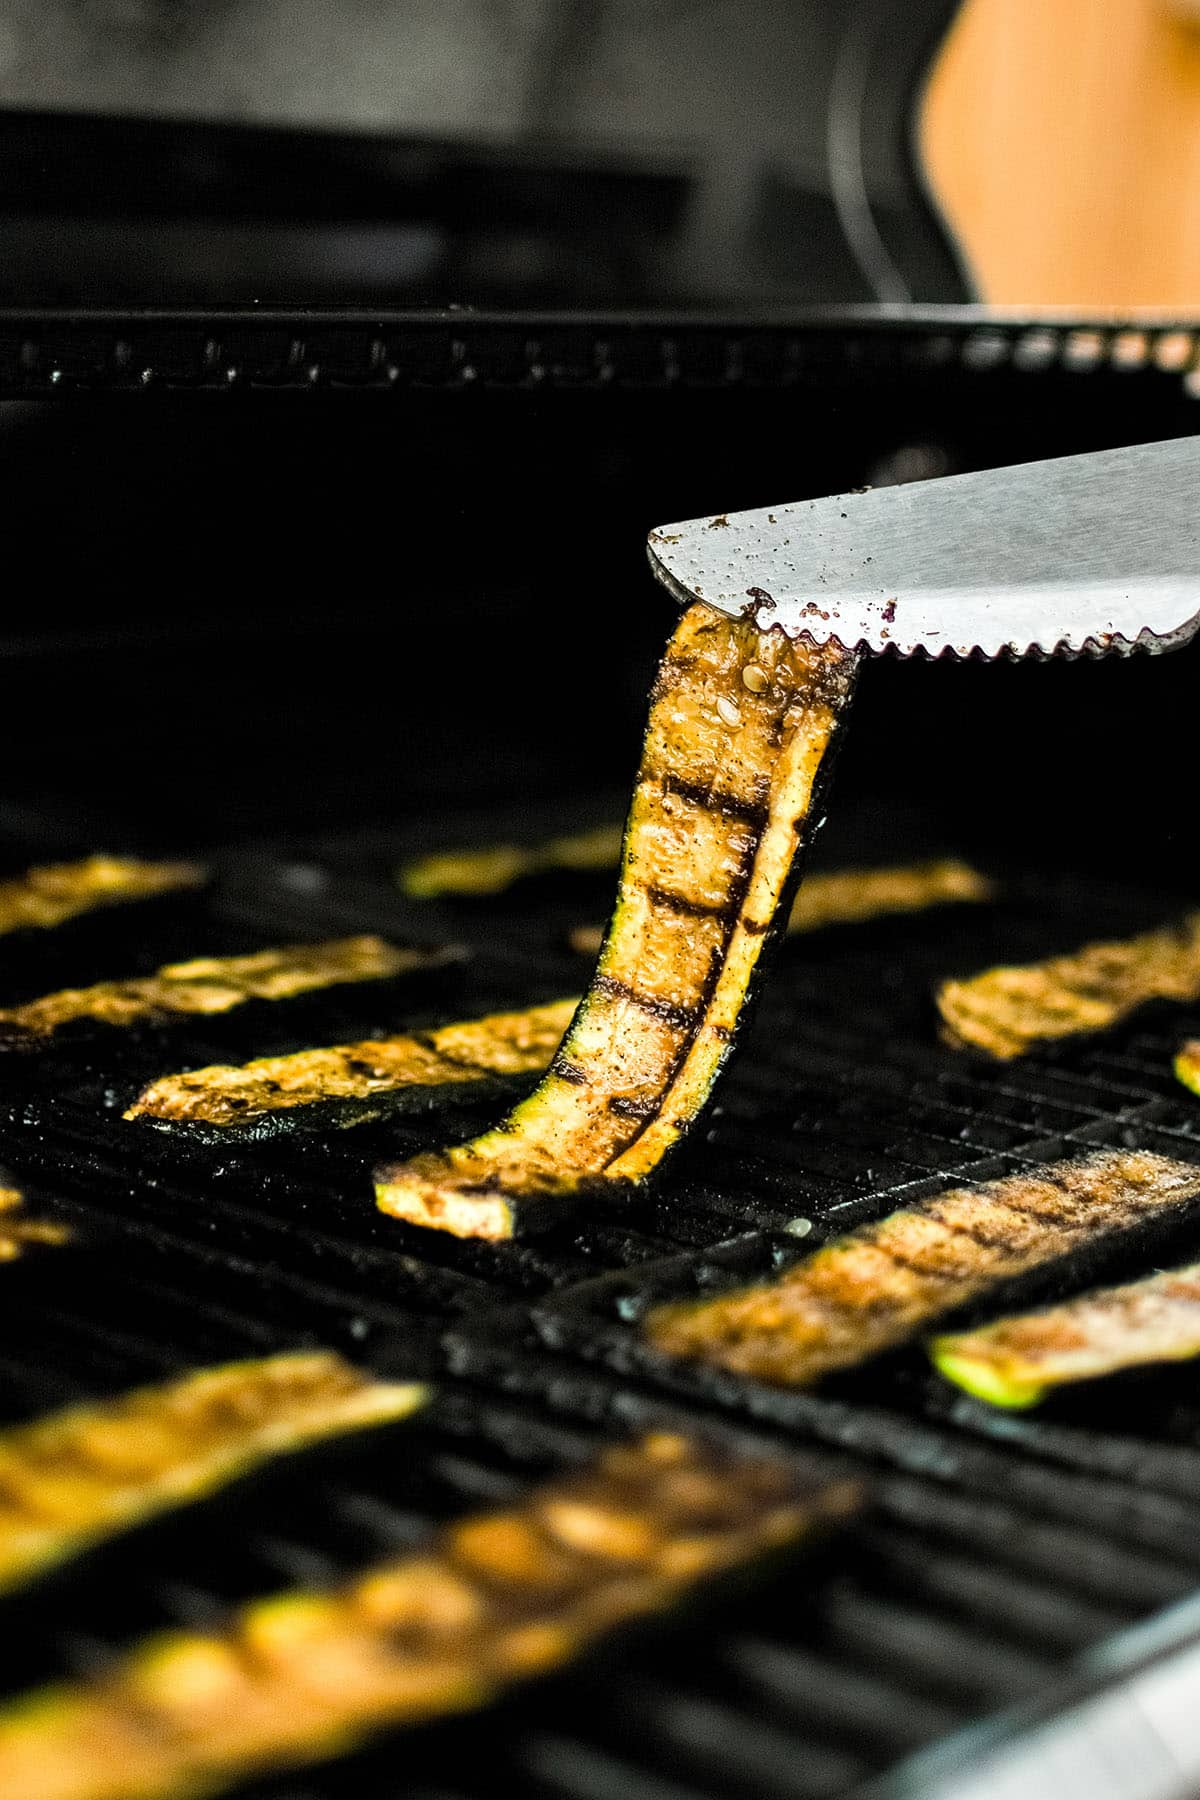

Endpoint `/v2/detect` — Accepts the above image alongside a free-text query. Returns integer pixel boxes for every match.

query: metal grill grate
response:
[0,846,1199,1796]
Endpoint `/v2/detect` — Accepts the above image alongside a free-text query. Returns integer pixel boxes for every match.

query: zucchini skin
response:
[938,914,1200,1060]
[930,1258,1200,1408]
[0,1432,859,1800]
[0,1355,426,1593]
[644,1150,1200,1387]
[124,1000,578,1138]
[376,604,857,1240]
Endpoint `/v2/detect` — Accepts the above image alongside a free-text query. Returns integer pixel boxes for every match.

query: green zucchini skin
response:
[376,603,858,1240]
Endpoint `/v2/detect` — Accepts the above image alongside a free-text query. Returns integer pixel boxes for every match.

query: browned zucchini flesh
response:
[930,1259,1200,1408]
[125,999,578,1132]
[645,1150,1200,1387]
[376,604,857,1240]
[569,856,993,956]
[937,914,1200,1059]
[0,936,432,1040]
[0,1184,71,1262]
[0,1430,859,1800]
[0,1354,426,1593]
[399,824,624,898]
[0,855,203,935]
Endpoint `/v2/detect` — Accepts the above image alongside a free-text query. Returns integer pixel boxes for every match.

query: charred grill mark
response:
[710,1024,734,1043]
[550,1056,590,1086]
[608,1096,660,1120]
[643,884,739,925]
[659,772,770,828]
[591,976,699,1033]
[741,917,771,936]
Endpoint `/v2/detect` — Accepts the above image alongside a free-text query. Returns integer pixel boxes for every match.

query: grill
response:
[2,307,1200,1799]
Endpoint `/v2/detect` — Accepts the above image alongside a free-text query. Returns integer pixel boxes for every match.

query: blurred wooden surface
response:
[920,0,1200,305]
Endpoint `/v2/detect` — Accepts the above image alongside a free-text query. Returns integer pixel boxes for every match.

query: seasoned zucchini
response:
[0,855,203,936]
[1175,1040,1200,1097]
[0,936,434,1040]
[569,857,993,956]
[0,1184,70,1263]
[0,1431,859,1800]
[377,604,857,1240]
[931,1259,1200,1408]
[400,824,624,898]
[938,913,1200,1059]
[126,999,578,1133]
[645,1150,1200,1387]
[0,1353,426,1593]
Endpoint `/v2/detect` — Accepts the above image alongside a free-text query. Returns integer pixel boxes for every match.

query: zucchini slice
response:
[376,604,858,1240]
[645,1150,1200,1387]
[569,856,993,956]
[0,1431,860,1800]
[0,855,203,936]
[937,913,1200,1060]
[0,1184,71,1263]
[125,999,579,1134]
[0,1354,427,1593]
[399,824,624,898]
[0,936,435,1040]
[1175,1040,1200,1096]
[930,1258,1200,1408]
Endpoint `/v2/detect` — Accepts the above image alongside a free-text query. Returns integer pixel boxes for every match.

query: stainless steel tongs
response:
[647,437,1200,660]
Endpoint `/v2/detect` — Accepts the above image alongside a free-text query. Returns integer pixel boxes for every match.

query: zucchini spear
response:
[0,1354,427,1593]
[0,937,434,1040]
[930,1258,1200,1408]
[938,914,1200,1060]
[645,1150,1200,1387]
[377,604,857,1240]
[0,1431,860,1800]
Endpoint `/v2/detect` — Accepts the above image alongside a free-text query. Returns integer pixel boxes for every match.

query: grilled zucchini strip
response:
[0,1354,426,1594]
[0,855,203,936]
[0,1431,859,1800]
[400,824,625,898]
[377,605,857,1240]
[570,857,993,956]
[938,913,1200,1059]
[0,936,432,1039]
[1175,1040,1200,1096]
[0,1184,70,1262]
[931,1259,1200,1408]
[125,999,578,1131]
[645,1150,1200,1387]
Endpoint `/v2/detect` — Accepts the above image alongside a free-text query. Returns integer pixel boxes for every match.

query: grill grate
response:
[1,851,1200,1796]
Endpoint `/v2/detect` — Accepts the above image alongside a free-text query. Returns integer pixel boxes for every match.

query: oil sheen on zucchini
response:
[645,1150,1200,1387]
[937,913,1200,1060]
[0,1355,426,1594]
[376,604,857,1239]
[0,936,431,1040]
[0,1431,860,1800]
[930,1259,1200,1408]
